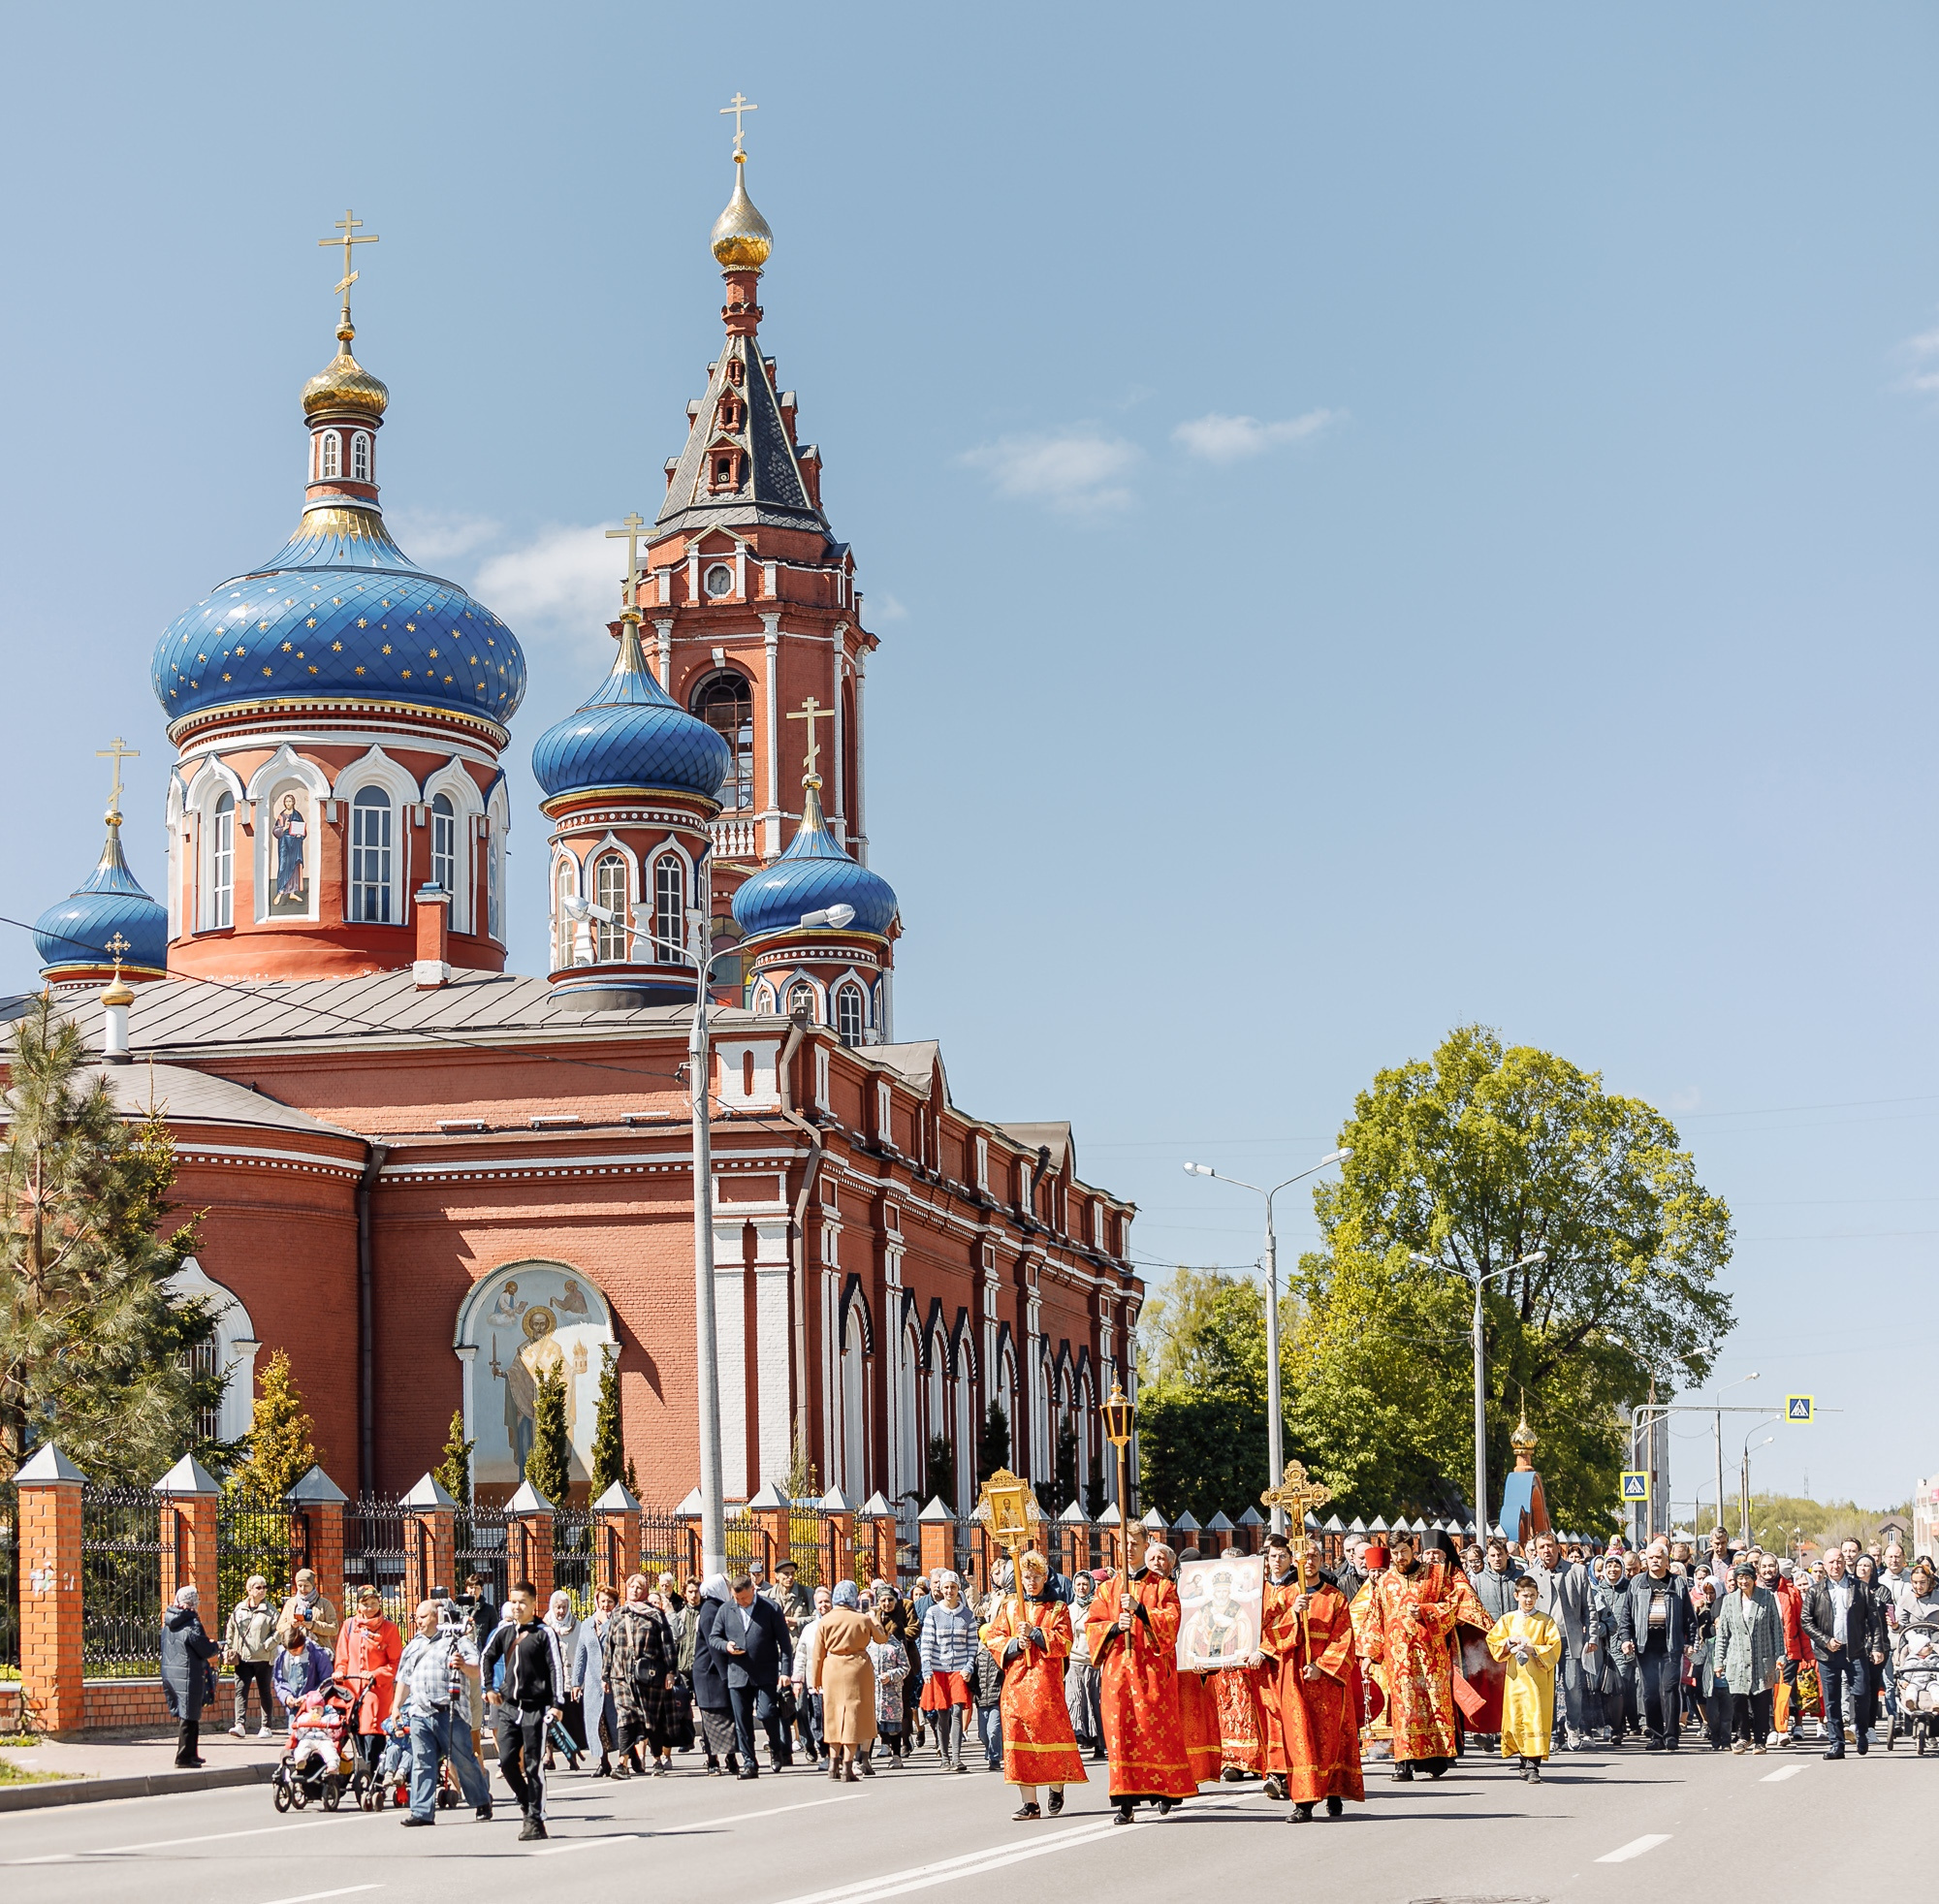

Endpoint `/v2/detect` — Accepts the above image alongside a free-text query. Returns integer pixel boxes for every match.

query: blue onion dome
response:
[150,508,525,728]
[732,778,899,938]
[532,620,733,800]
[34,819,169,979]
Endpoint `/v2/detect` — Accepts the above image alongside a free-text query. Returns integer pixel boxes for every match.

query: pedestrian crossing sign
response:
[1621,1471,1650,1502]
[1786,1394,1814,1422]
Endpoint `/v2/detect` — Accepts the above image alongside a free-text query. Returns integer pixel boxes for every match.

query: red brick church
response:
[26,141,1142,1526]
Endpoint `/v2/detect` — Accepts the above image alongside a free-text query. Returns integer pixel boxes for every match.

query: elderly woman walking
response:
[162,1585,221,1767]
[606,1573,679,1776]
[690,1575,742,1776]
[811,1580,890,1782]
[1715,1557,1783,1753]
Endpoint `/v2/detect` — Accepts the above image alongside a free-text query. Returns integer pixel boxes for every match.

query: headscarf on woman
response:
[832,1580,861,1609]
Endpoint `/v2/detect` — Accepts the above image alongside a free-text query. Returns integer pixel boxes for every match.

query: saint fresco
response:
[469,1264,610,1488]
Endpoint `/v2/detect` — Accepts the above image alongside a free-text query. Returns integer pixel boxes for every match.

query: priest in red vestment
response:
[1084,1540,1197,1824]
[1354,1528,1489,1780]
[984,1551,1088,1821]
[1260,1542,1364,1819]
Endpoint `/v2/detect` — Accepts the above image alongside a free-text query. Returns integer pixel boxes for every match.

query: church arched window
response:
[430,794,457,900]
[554,858,577,968]
[207,791,234,930]
[652,853,685,961]
[320,431,341,480]
[487,824,503,943]
[787,980,817,1022]
[349,786,392,923]
[691,672,754,809]
[835,981,865,1048]
[593,854,628,962]
[350,431,371,482]
[752,981,777,1014]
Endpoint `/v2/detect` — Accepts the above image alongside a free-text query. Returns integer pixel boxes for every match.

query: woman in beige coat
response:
[811,1580,890,1781]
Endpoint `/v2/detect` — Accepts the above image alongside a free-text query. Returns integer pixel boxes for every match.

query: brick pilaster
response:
[918,1514,953,1581]
[871,1512,898,1584]
[820,1506,855,1589]
[17,1448,85,1735]
[511,1504,555,1601]
[594,1505,640,1592]
[408,1507,456,1606]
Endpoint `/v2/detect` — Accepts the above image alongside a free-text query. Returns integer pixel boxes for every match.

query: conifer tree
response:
[434,1409,473,1504]
[623,1454,639,1499]
[589,1356,624,1499]
[524,1363,571,1504]
[1054,1419,1078,1514]
[977,1401,1010,1484]
[0,999,221,1480]
[227,1348,320,1500]
[923,1433,955,1511]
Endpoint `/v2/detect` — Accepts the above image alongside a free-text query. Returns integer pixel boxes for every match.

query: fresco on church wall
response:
[268,787,310,916]
[466,1263,614,1488]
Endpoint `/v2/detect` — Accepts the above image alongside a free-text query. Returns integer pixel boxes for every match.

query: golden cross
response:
[785,695,835,782]
[318,208,379,328]
[719,92,758,154]
[605,513,651,619]
[96,737,139,817]
[104,932,131,966]
[1261,1459,1332,1549]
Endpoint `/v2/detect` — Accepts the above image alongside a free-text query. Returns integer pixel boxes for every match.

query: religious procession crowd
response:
[156,1517,1937,1839]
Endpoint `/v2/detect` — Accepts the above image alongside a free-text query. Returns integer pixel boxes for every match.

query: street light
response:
[1411,1247,1547,1539]
[1702,1371,1760,1539]
[560,893,855,1574]
[1739,1427,1777,1552]
[1181,1149,1351,1534]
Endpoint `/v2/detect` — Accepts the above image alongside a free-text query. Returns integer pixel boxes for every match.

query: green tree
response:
[524,1363,571,1504]
[434,1409,473,1505]
[0,999,222,1481]
[228,1348,319,1501]
[589,1356,624,1499]
[923,1432,955,1510]
[1287,1025,1734,1531]
[977,1401,1010,1483]
[1053,1419,1079,1515]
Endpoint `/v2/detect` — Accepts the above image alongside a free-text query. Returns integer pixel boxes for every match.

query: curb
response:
[0,1760,279,1813]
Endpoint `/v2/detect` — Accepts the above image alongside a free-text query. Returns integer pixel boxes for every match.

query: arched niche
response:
[171,1256,261,1444]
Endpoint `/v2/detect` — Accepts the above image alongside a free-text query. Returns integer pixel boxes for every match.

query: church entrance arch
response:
[456,1260,616,1498]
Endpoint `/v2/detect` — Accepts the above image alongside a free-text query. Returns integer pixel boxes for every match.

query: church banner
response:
[1176,1553,1264,1670]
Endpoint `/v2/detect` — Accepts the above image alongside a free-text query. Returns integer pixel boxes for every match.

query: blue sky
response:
[4,5,1935,1513]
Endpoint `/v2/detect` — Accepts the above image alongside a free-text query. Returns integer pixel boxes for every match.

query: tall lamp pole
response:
[564,893,854,1576]
[1413,1248,1547,1537]
[1703,1372,1761,1537]
[1739,1428,1776,1552]
[1183,1151,1351,1535]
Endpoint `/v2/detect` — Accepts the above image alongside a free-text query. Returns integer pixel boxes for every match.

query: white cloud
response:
[1172,408,1344,462]
[386,508,504,566]
[960,428,1142,515]
[1898,324,1939,395]
[1667,1085,1703,1115]
[868,590,908,622]
[386,513,621,655]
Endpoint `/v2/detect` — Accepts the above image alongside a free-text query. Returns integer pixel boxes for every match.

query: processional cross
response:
[786,695,835,784]
[96,737,139,818]
[319,209,379,329]
[1262,1459,1334,1662]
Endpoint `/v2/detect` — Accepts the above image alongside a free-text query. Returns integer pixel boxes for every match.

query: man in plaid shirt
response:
[393,1598,493,1825]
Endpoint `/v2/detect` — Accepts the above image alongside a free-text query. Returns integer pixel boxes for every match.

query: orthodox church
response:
[24,136,1142,1519]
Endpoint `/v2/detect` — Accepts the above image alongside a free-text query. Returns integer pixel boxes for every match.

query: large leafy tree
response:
[0,998,222,1481]
[1287,1025,1734,1532]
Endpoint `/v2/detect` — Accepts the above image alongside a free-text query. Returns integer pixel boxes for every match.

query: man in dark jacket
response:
[161,1586,221,1767]
[1615,1541,1690,1750]
[705,1573,793,1777]
[1801,1547,1888,1760]
[482,1580,566,1839]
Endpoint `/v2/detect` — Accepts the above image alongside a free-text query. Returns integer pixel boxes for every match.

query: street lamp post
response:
[1413,1248,1547,1538]
[564,893,854,1575]
[1182,1151,1351,1534]
[1704,1372,1761,1538]
[1739,1427,1776,1552]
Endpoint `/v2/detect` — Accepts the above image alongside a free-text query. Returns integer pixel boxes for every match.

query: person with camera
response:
[394,1597,493,1825]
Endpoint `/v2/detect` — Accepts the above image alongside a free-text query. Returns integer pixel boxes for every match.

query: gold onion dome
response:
[1510,1412,1538,1453]
[711,157,773,270]
[302,322,391,419]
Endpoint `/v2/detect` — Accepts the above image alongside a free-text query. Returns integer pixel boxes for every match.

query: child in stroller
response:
[271,1679,361,1812]
[1889,1608,1939,1754]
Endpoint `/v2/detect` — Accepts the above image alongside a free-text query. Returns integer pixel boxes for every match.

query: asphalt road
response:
[6,1737,1923,1904]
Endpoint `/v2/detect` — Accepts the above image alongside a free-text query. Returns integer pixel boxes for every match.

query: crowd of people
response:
[150,1521,1932,1840]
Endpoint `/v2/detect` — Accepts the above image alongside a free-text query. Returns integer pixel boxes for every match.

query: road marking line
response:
[531,1837,639,1856]
[254,1888,381,1904]
[15,1820,333,1863]
[1597,1833,1672,1863]
[762,1820,1132,1904]
[652,1793,866,1836]
[1761,1764,1804,1782]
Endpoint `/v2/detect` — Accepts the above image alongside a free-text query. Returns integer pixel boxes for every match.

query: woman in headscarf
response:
[811,1580,890,1782]
[543,1590,598,1768]
[161,1585,221,1768]
[689,1573,741,1775]
[867,1586,910,1767]
[985,1550,1088,1820]
[606,1571,679,1776]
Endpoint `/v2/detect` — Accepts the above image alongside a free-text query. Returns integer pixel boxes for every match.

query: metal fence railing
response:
[343,1497,420,1625]
[216,1490,306,1612]
[457,1504,509,1611]
[81,1484,170,1677]
[639,1510,698,1585]
[553,1508,597,1611]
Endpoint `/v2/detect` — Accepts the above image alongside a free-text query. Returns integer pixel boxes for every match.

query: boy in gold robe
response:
[1485,1574,1562,1782]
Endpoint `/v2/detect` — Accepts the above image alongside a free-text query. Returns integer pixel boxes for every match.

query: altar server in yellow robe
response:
[1485,1574,1562,1783]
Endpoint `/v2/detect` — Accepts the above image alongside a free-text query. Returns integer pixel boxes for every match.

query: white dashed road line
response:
[1761,1763,1804,1782]
[254,1888,381,1904]
[760,1818,1134,1904]
[16,1819,334,1864]
[1597,1833,1672,1863]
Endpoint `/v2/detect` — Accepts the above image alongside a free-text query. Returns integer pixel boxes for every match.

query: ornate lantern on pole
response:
[1100,1380,1135,1597]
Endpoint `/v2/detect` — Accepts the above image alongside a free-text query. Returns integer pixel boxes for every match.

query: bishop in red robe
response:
[1260,1544,1364,1820]
[1084,1542,1197,1823]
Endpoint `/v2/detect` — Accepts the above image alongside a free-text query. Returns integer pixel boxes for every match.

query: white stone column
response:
[714,1217,748,1500]
[831,638,847,846]
[653,618,674,691]
[761,614,782,859]
[456,1345,479,1503]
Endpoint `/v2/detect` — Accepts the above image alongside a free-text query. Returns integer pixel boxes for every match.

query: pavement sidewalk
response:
[0,1727,287,1812]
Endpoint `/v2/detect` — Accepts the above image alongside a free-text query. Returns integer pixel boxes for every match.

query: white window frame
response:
[652,852,686,962]
[593,852,629,962]
[429,793,458,901]
[554,855,581,969]
[350,429,371,482]
[319,430,341,480]
[207,792,235,929]
[835,981,865,1047]
[349,785,394,924]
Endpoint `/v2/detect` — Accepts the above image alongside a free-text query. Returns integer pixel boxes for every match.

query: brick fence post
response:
[1235,1507,1264,1556]
[816,1486,856,1591]
[155,1454,222,1636]
[507,1479,555,1601]
[1098,1503,1124,1573]
[286,1464,348,1615]
[17,1444,87,1736]
[401,1474,458,1606]
[917,1497,954,1582]
[1058,1504,1089,1581]
[592,1481,641,1593]
[678,1488,703,1579]
[747,1482,790,1580]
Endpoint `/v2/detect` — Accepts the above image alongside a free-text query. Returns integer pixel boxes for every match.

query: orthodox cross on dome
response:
[1261,1458,1332,1555]
[719,92,758,156]
[318,208,379,333]
[104,932,131,966]
[605,513,650,622]
[786,695,834,785]
[95,737,139,820]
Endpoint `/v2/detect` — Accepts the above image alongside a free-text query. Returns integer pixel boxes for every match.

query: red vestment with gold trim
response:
[1178,1669,1221,1785]
[1213,1664,1266,1773]
[984,1596,1089,1789]
[1261,1582,1364,1802]
[1356,1562,1489,1762]
[1084,1571,1195,1801]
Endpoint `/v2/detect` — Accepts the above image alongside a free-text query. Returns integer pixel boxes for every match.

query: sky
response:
[2,4,1935,1514]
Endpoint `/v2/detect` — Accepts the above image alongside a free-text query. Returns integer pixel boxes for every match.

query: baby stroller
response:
[1888,1615,1939,1755]
[272,1681,361,1812]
